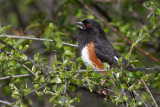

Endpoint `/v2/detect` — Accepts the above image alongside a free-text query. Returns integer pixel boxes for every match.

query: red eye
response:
[87,24,92,27]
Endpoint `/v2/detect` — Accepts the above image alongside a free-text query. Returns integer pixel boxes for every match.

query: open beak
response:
[76,21,84,29]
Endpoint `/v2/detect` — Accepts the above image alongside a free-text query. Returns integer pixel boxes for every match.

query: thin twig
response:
[0,35,78,47]
[134,91,149,107]
[0,50,35,75]
[9,55,35,75]
[25,83,47,96]
[113,72,128,107]
[62,76,67,107]
[77,67,160,72]
[0,99,18,107]
[0,39,47,75]
[0,74,33,80]
[141,79,158,107]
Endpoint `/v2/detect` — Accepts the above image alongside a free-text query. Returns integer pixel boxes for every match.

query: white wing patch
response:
[114,56,119,61]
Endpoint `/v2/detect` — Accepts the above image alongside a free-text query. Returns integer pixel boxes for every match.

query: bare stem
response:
[134,91,149,107]
[0,99,18,107]
[0,35,78,47]
[141,78,158,107]
[0,74,32,80]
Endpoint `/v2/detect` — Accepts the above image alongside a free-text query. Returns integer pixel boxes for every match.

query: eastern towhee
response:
[76,19,135,99]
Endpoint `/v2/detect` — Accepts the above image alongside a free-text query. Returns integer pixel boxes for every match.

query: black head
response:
[76,19,106,50]
[76,19,103,31]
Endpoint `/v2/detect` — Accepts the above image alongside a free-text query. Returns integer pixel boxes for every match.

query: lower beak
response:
[76,22,83,29]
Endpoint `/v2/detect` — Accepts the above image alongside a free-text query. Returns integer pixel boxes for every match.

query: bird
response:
[76,19,135,99]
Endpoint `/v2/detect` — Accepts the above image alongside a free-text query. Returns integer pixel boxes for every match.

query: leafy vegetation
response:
[0,0,160,107]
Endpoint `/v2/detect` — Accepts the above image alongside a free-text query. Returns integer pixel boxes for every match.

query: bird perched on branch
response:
[76,19,135,99]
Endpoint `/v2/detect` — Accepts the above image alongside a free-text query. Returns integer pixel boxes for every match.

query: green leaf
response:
[18,45,23,51]
[13,89,19,95]
[40,76,45,83]
[0,25,11,34]
[21,54,27,61]
[24,88,31,95]
[55,36,63,48]
[121,84,128,89]
[12,93,19,99]
[32,65,36,72]
[52,77,62,83]
[34,84,39,90]
[151,15,156,29]
[125,53,131,60]
[128,84,136,91]
[35,70,40,78]
[49,96,56,103]
[156,8,160,15]
[23,45,29,51]
[52,85,57,92]
[86,65,92,72]
[123,96,128,101]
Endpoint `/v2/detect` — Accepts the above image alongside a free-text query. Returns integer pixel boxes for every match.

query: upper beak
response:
[76,21,83,29]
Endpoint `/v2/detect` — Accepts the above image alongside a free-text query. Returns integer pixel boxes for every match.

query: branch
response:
[62,76,67,107]
[70,83,108,99]
[0,66,159,81]
[133,91,149,107]
[0,38,47,75]
[0,35,78,47]
[113,72,128,107]
[77,67,160,72]
[0,99,18,107]
[141,79,158,107]
[0,74,32,80]
[75,0,159,64]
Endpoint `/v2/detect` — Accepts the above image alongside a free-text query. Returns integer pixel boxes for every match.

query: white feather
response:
[81,46,97,70]
[114,56,119,61]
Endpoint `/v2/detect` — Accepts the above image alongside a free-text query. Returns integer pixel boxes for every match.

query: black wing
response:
[94,36,129,68]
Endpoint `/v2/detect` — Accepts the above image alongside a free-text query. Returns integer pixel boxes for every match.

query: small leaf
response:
[13,90,19,95]
[34,84,39,90]
[151,15,156,29]
[32,65,36,72]
[52,85,57,91]
[21,54,27,61]
[23,45,29,51]
[121,84,128,89]
[125,53,131,60]
[18,45,23,51]
[52,77,62,83]
[24,88,31,95]
[156,8,160,15]
[123,96,128,101]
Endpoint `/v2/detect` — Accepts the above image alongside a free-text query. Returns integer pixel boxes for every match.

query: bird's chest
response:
[81,42,104,70]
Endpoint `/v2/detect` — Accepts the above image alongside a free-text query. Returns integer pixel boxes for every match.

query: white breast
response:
[81,46,98,70]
